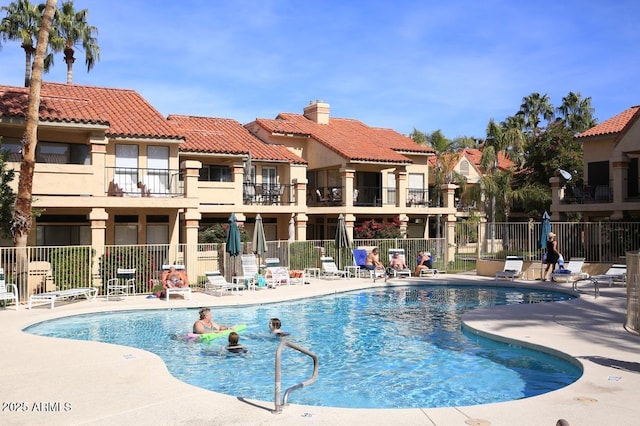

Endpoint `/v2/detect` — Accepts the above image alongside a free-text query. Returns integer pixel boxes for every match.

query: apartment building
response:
[0,84,459,250]
[551,105,640,221]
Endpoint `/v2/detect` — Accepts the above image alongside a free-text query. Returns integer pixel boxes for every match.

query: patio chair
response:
[28,286,98,309]
[204,271,240,296]
[495,256,524,281]
[0,267,19,310]
[264,258,290,286]
[320,256,348,279]
[236,254,273,290]
[106,268,137,301]
[574,264,627,297]
[551,257,589,283]
[387,248,412,278]
[161,264,192,301]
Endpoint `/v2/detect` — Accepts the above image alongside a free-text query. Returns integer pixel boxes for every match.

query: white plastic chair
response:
[320,256,348,279]
[204,271,240,296]
[495,256,524,281]
[551,258,589,283]
[0,268,19,310]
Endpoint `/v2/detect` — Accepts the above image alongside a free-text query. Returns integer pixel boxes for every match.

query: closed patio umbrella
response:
[539,211,552,279]
[252,214,267,267]
[288,217,295,243]
[334,214,351,270]
[226,213,242,277]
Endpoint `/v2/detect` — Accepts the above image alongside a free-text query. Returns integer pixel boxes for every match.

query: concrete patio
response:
[0,275,638,426]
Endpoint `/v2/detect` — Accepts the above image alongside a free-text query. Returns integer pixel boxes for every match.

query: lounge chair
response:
[320,256,348,279]
[235,254,273,290]
[28,287,97,309]
[204,271,240,296]
[264,258,290,286]
[388,248,412,278]
[574,264,627,297]
[550,257,589,283]
[350,248,372,279]
[161,264,192,301]
[495,256,524,281]
[0,268,19,310]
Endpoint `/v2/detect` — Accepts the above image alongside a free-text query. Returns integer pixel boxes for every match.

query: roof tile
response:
[0,82,182,140]
[576,106,640,139]
[167,115,305,164]
[253,113,433,163]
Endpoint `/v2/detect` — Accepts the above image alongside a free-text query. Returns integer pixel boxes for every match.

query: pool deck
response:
[1,275,639,426]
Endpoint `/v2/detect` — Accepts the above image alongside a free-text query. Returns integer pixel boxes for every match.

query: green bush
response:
[50,247,95,289]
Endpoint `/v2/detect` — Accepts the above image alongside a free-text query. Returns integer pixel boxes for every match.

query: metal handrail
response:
[273,340,319,414]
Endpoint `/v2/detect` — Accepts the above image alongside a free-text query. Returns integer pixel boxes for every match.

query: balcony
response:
[243,183,293,205]
[105,167,183,197]
[562,185,613,204]
[406,188,429,207]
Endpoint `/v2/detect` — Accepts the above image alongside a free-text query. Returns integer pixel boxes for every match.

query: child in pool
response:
[269,317,290,337]
[226,331,247,354]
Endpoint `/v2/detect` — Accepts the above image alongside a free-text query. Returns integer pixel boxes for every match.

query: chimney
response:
[303,100,330,124]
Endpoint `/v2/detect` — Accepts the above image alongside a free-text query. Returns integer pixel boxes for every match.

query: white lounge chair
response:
[388,248,412,278]
[320,256,348,279]
[575,264,627,297]
[551,257,589,283]
[28,287,97,309]
[162,264,192,301]
[204,271,240,296]
[495,256,524,281]
[235,254,273,290]
[0,268,19,310]
[264,258,290,286]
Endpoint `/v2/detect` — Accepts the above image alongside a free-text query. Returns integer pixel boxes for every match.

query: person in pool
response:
[226,332,248,354]
[193,308,236,334]
[269,317,290,337]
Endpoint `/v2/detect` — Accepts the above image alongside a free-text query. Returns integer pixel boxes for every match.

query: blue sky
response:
[1,0,639,138]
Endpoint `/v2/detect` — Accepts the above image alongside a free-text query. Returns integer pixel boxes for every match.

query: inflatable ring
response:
[187,324,247,343]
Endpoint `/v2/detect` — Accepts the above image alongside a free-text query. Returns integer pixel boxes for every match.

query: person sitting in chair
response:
[364,248,384,271]
[415,251,433,276]
[387,252,408,277]
[163,266,188,289]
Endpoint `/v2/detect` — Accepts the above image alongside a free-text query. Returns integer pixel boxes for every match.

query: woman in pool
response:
[269,318,289,336]
[193,308,236,334]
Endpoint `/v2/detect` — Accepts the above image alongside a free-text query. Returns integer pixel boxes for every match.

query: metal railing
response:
[243,183,293,205]
[2,220,637,302]
[105,167,183,197]
[273,340,318,413]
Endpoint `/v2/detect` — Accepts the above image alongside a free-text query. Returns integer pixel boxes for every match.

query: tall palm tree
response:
[557,91,597,134]
[479,119,525,252]
[517,92,555,140]
[0,0,42,87]
[53,0,99,84]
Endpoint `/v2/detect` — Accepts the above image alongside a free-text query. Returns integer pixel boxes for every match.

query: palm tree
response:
[13,0,56,250]
[557,91,597,134]
[517,92,555,140]
[479,119,525,252]
[0,0,42,87]
[52,0,99,84]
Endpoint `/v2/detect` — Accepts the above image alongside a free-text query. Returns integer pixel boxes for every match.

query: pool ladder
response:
[273,340,318,413]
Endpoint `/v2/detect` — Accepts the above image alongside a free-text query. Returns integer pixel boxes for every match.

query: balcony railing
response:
[243,183,293,205]
[406,188,429,207]
[105,167,183,197]
[562,185,612,204]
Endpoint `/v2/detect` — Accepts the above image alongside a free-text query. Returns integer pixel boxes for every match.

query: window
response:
[114,145,139,194]
[37,142,90,164]
[408,173,425,204]
[587,161,609,186]
[262,166,277,194]
[460,160,470,176]
[147,146,169,194]
[1,138,22,161]
[387,173,396,204]
[200,165,232,182]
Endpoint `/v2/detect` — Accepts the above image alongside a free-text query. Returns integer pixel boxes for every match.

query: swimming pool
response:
[25,285,581,409]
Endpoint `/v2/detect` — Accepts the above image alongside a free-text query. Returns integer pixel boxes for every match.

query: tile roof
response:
[428,148,514,171]
[167,115,305,164]
[0,82,183,140]
[252,113,434,163]
[576,106,640,139]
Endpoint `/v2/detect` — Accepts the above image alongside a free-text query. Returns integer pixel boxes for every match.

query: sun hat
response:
[548,232,556,239]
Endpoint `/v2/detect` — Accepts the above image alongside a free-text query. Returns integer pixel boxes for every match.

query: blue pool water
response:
[25,285,581,409]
